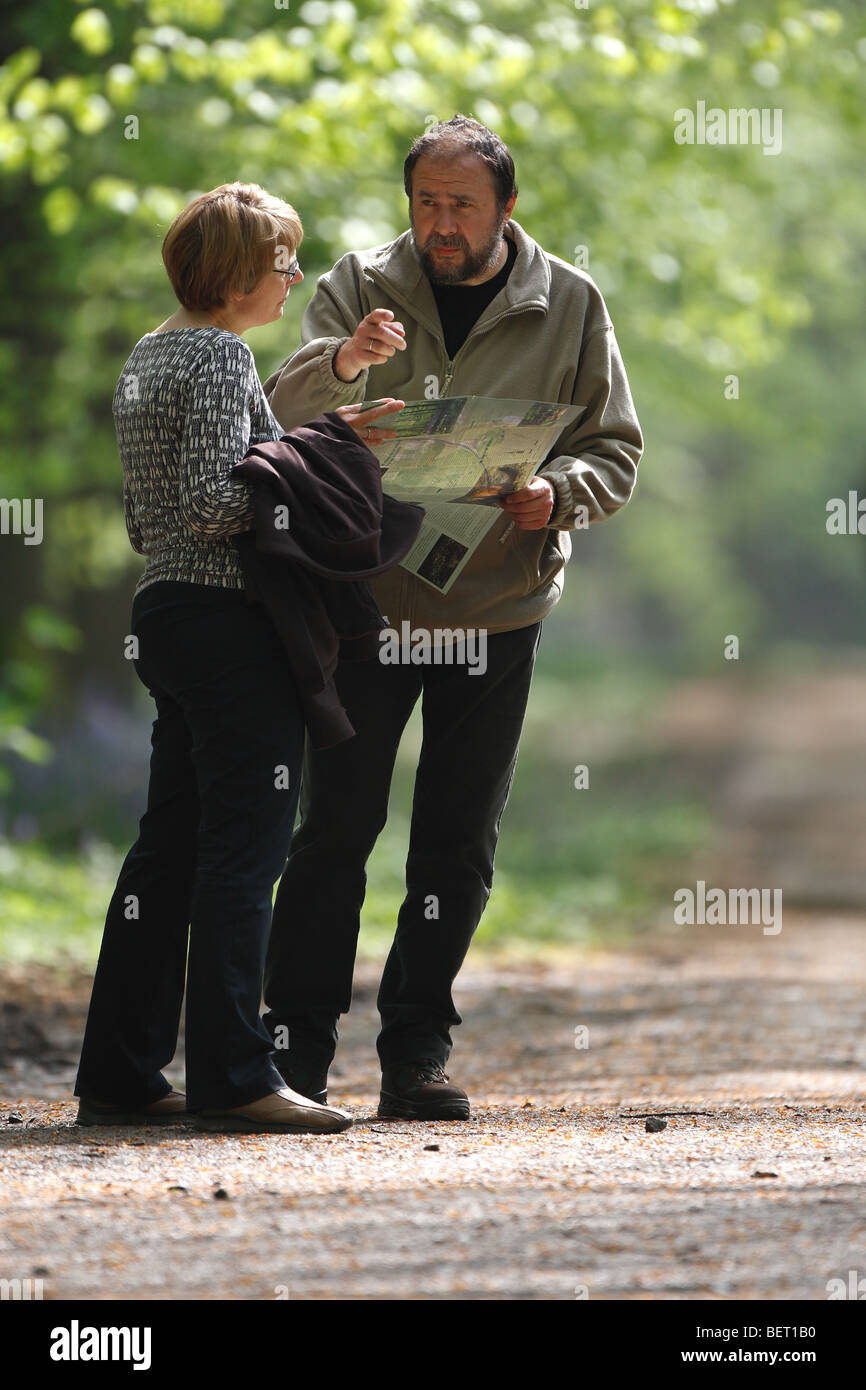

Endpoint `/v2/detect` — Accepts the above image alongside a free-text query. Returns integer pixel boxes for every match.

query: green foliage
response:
[0,837,115,964]
[0,0,864,827]
[0,673,714,964]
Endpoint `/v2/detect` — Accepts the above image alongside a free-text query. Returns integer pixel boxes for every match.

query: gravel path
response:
[2,909,865,1301]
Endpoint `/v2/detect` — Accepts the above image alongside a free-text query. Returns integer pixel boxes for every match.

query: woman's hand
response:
[333,309,406,382]
[336,398,405,448]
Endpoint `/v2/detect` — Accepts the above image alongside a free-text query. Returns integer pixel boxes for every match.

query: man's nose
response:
[434,209,458,235]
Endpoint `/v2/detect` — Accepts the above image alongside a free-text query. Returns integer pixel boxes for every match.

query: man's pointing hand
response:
[334,309,407,382]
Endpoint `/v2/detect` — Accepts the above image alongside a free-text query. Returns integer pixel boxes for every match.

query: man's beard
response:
[413,218,506,285]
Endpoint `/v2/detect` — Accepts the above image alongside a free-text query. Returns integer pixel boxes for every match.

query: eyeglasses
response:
[274,259,302,284]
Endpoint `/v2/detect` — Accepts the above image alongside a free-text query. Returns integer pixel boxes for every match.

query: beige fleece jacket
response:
[263,218,643,634]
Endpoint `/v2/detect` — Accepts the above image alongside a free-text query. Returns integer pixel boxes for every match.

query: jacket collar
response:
[361,219,550,341]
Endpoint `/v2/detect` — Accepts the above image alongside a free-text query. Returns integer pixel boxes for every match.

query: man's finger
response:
[366,329,406,353]
[366,310,405,336]
[504,497,546,512]
[508,483,551,502]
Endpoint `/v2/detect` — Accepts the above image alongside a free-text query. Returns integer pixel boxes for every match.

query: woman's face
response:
[238,244,304,327]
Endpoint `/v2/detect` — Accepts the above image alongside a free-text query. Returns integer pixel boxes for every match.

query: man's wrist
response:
[333,339,361,383]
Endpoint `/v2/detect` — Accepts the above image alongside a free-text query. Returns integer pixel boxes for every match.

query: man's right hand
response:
[333,308,406,382]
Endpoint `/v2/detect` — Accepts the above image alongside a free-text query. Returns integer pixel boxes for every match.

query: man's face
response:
[409,152,516,285]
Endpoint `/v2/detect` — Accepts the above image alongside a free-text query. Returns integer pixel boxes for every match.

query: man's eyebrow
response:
[415,187,477,200]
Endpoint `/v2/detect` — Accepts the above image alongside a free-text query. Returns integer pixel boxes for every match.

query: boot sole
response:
[377,1094,471,1121]
[193,1112,352,1135]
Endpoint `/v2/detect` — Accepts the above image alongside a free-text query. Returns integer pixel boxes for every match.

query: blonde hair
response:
[162,182,303,311]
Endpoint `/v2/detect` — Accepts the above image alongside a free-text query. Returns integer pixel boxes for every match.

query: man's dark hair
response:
[403,114,517,211]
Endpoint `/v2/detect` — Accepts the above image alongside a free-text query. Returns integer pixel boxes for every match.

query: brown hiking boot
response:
[378,1059,470,1121]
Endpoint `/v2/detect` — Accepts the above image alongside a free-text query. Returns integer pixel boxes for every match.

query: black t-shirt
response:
[430,236,517,361]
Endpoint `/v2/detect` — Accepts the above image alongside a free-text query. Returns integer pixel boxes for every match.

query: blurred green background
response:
[1,0,864,965]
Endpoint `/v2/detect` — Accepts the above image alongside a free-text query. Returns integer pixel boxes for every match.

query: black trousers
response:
[75,585,304,1111]
[263,621,542,1070]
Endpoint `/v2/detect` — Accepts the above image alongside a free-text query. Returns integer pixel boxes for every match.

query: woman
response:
[74,182,402,1134]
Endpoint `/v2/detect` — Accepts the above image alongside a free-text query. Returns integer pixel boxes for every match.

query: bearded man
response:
[261,115,643,1120]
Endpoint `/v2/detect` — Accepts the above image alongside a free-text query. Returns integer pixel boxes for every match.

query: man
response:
[262,115,643,1120]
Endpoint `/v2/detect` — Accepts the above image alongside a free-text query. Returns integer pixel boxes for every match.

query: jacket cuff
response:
[324,337,369,391]
[539,465,572,529]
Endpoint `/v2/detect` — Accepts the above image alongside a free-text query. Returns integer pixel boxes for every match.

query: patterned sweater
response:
[113,325,282,594]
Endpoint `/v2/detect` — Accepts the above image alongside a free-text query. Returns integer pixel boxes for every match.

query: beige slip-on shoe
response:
[193,1086,352,1134]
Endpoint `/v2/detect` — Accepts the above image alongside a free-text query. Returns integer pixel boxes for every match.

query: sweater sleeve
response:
[263,268,370,431]
[178,336,257,538]
[123,478,146,554]
[538,323,643,530]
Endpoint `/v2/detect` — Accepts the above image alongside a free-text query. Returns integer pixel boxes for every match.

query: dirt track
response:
[3,667,865,1300]
[2,906,864,1301]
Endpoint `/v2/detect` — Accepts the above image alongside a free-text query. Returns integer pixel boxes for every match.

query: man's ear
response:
[503,194,517,223]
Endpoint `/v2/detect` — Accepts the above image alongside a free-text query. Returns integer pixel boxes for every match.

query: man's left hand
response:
[501,477,555,530]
